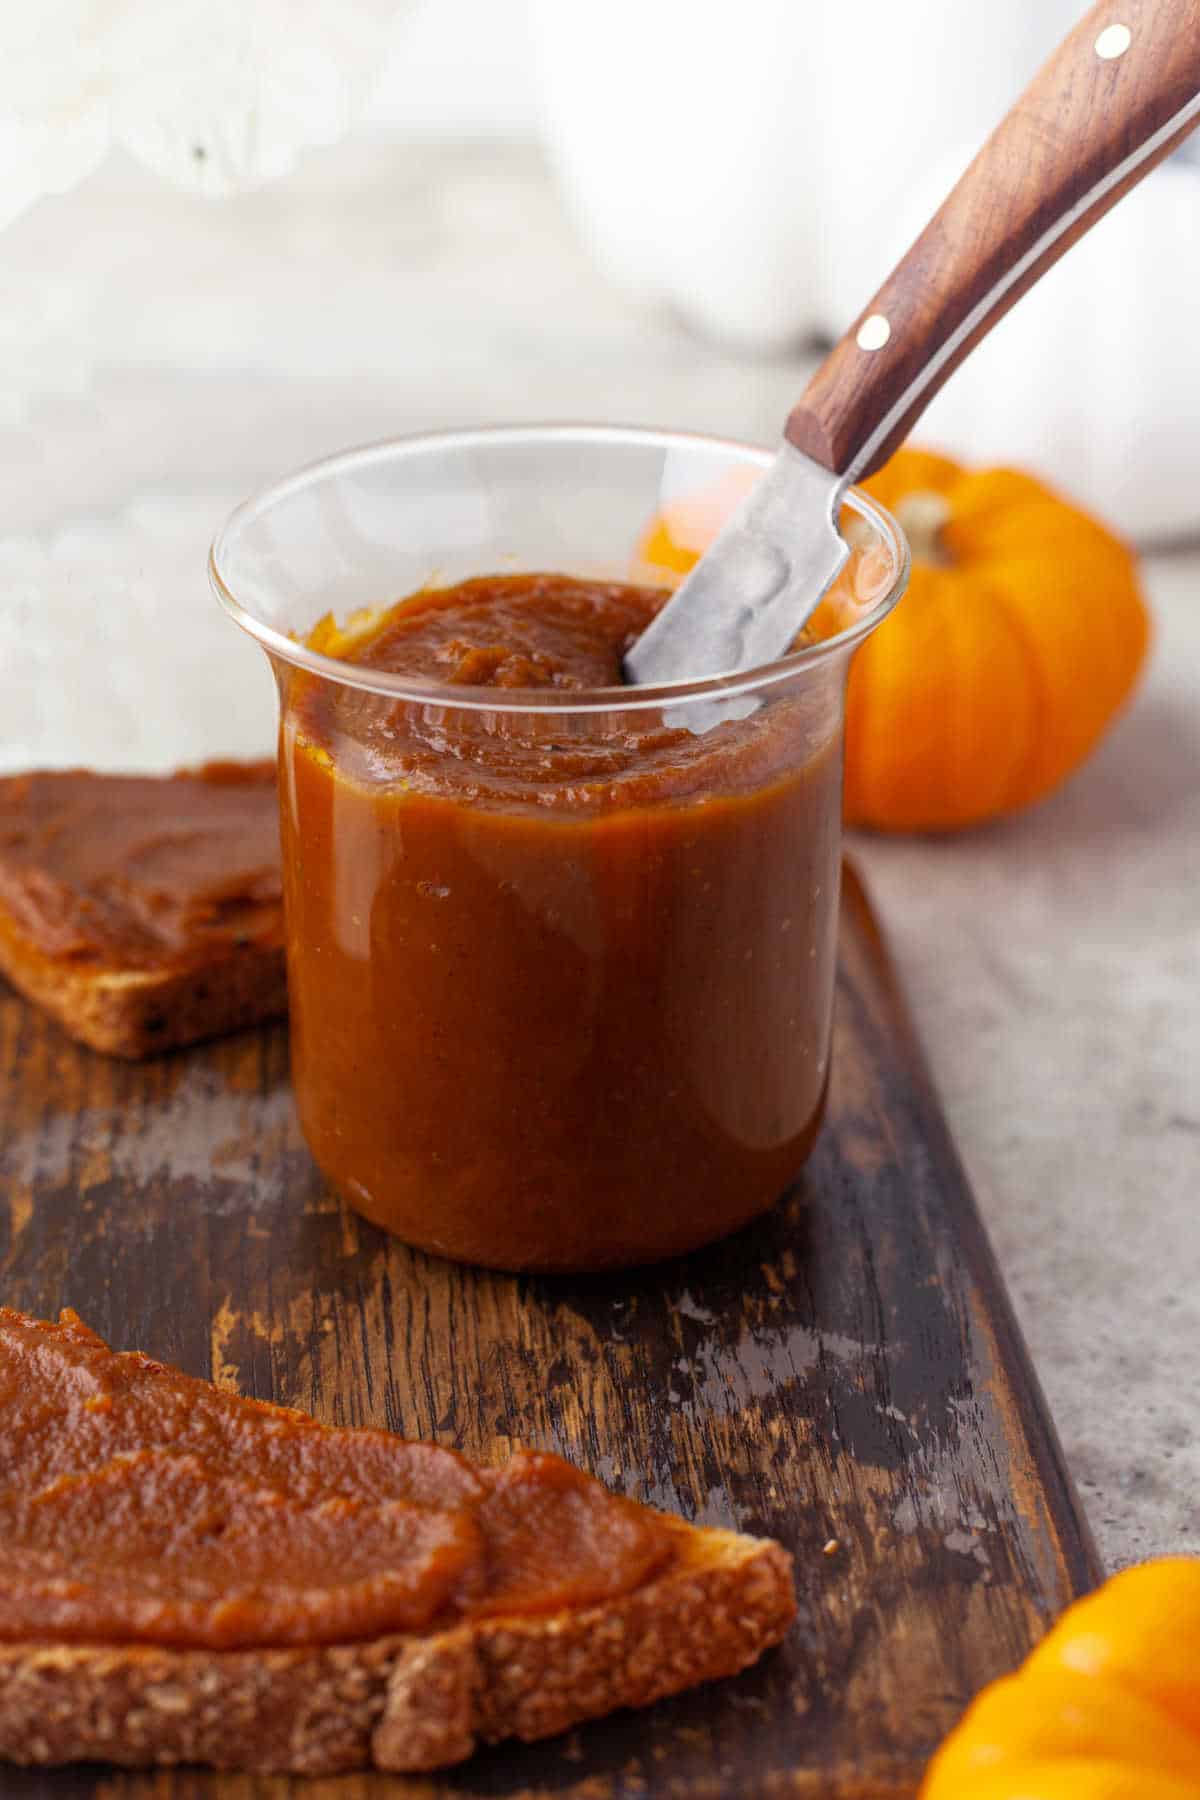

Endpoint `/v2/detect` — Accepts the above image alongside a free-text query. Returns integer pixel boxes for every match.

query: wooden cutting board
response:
[0,864,1098,1800]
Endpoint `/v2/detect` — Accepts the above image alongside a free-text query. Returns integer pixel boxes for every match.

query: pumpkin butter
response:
[281,573,842,1270]
[0,1308,672,1649]
[0,763,280,970]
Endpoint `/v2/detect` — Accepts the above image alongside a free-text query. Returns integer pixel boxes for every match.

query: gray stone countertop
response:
[2,139,1196,1570]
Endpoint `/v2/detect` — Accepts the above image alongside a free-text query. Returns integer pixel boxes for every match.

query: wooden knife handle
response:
[786,0,1200,482]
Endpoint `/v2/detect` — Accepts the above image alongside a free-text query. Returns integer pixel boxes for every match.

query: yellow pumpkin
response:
[638,448,1150,833]
[955,1765,1200,1800]
[1024,1558,1200,1741]
[921,1559,1200,1800]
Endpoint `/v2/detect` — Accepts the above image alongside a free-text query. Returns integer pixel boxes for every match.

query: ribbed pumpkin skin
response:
[941,1765,1200,1800]
[637,448,1150,835]
[921,1559,1200,1800]
[850,450,1151,832]
[1024,1558,1200,1742]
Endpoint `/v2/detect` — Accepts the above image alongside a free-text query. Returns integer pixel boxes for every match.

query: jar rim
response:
[208,424,910,716]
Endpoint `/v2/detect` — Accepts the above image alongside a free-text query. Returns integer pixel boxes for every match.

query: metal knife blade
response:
[623,444,847,687]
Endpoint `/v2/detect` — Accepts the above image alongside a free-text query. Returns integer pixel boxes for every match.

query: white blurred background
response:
[4,0,1199,552]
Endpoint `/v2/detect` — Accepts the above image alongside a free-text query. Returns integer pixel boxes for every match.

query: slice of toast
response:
[0,1517,792,1776]
[0,764,286,1057]
[0,1309,796,1776]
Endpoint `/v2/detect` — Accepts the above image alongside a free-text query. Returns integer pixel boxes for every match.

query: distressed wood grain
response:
[0,866,1098,1798]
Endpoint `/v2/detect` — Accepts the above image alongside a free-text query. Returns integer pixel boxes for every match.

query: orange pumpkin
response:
[921,1558,1200,1800]
[639,448,1151,833]
[850,450,1150,831]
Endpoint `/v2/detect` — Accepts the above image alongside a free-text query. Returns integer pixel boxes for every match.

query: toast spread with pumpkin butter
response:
[0,1309,795,1775]
[0,763,285,1058]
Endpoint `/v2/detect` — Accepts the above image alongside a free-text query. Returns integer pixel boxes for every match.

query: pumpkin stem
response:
[894,490,952,565]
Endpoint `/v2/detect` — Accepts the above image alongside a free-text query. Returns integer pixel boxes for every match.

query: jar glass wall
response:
[211,427,908,1270]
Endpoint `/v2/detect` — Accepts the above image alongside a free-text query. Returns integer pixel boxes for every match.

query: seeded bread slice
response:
[0,1518,794,1775]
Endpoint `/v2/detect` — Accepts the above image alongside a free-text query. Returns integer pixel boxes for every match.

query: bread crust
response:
[0,1523,794,1775]
[0,910,287,1057]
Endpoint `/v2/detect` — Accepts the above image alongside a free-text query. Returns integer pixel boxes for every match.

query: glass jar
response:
[211,427,907,1270]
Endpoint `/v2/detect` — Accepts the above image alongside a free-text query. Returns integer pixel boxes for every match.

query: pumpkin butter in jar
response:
[282,572,860,1271]
[214,428,908,1272]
